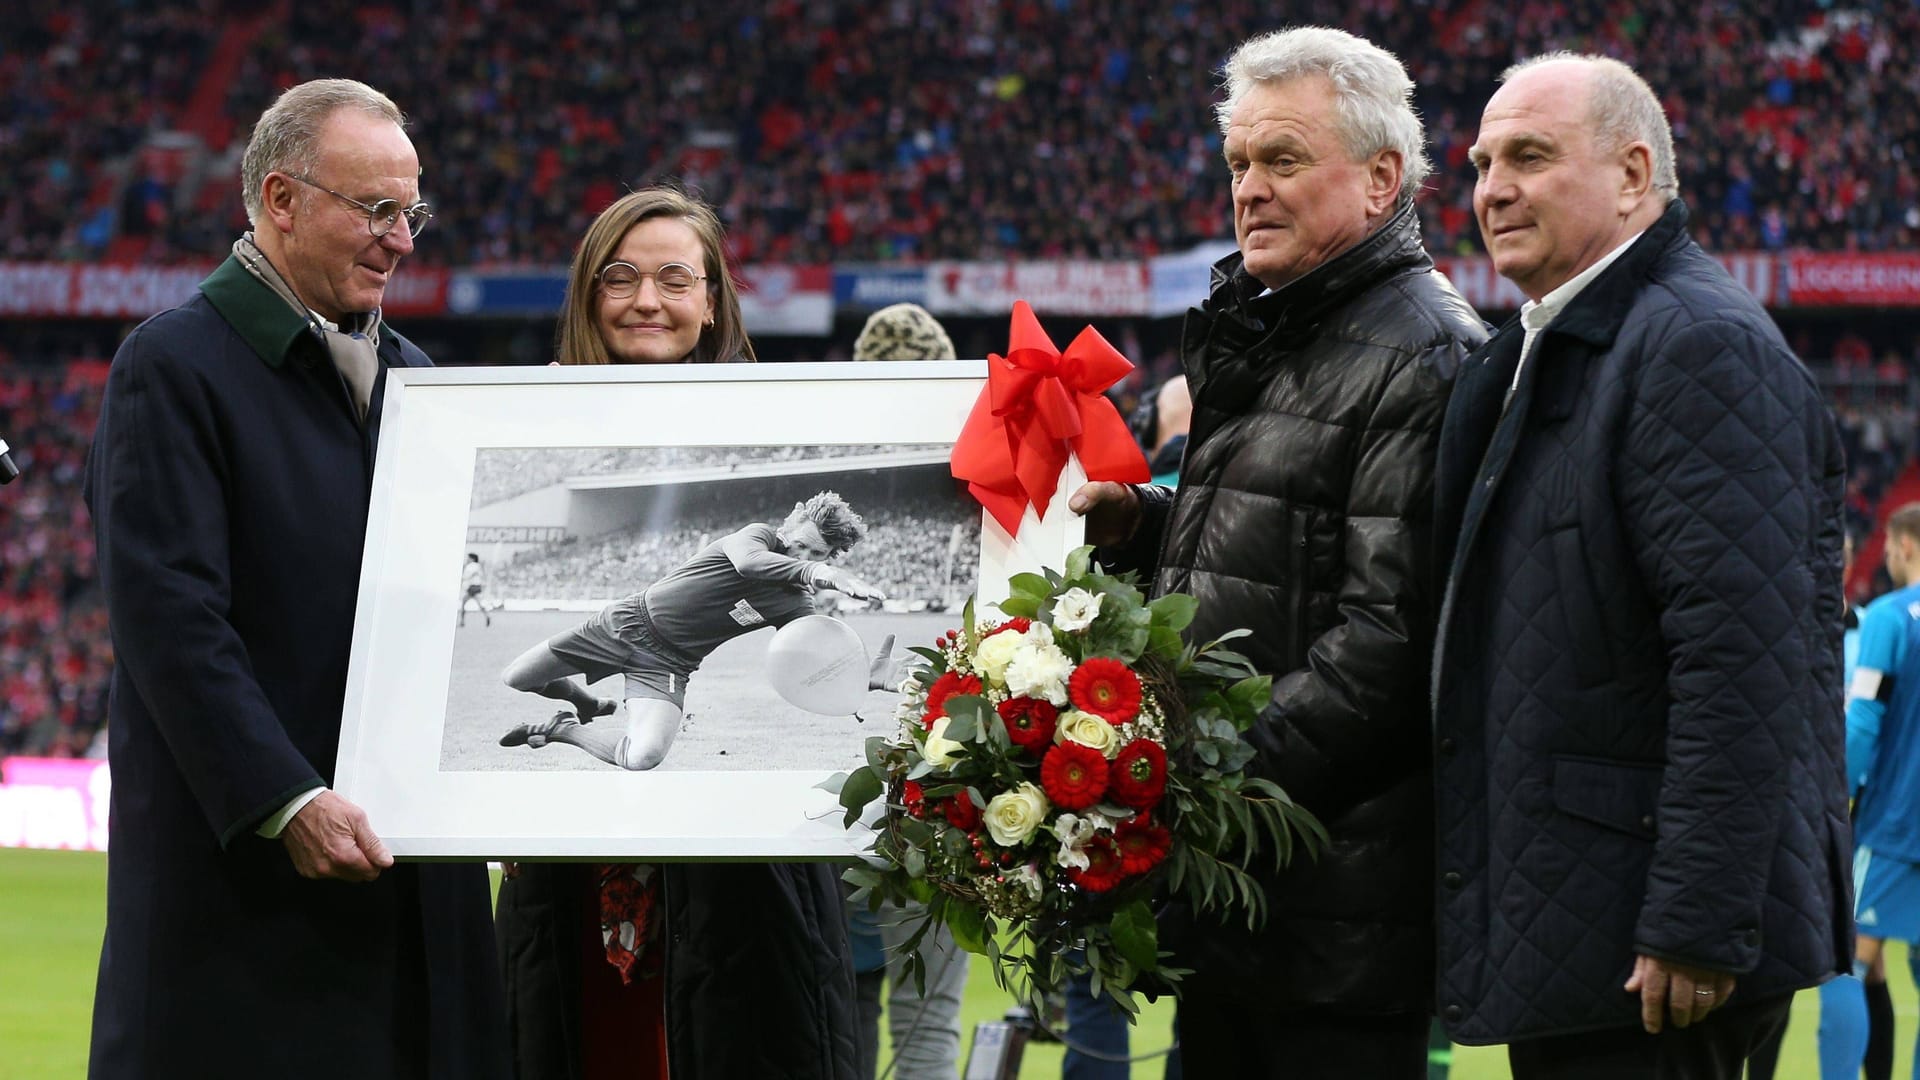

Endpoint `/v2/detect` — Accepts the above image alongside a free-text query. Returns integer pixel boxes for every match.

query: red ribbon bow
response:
[951,301,1150,535]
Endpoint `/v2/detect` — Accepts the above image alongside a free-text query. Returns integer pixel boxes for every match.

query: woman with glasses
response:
[493,187,859,1080]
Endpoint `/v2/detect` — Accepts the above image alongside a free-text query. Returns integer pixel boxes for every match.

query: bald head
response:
[1468,54,1671,300]
[1500,54,1678,199]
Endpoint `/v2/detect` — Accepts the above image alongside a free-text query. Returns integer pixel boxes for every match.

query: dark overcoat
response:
[495,862,860,1080]
[84,255,510,1079]
[1430,200,1852,1044]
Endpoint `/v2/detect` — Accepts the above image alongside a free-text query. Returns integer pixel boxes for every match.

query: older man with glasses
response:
[84,78,508,1080]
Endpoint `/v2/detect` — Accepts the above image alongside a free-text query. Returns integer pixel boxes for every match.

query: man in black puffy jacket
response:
[1431,54,1851,1077]
[1072,26,1487,1078]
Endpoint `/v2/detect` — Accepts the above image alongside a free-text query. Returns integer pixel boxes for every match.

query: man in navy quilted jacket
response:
[1431,53,1852,1078]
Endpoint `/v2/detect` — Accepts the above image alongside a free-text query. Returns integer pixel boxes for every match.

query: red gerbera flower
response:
[1040,743,1109,810]
[984,617,1033,638]
[945,789,982,831]
[1068,657,1143,724]
[901,780,926,818]
[1114,816,1172,876]
[1109,739,1168,809]
[996,696,1059,754]
[924,671,984,729]
[1067,835,1125,892]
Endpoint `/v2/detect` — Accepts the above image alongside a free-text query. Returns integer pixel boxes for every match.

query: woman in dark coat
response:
[493,187,859,1080]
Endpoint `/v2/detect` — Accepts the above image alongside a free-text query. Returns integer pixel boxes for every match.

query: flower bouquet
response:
[828,546,1325,1016]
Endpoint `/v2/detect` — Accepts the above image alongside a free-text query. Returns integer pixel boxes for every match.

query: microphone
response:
[0,439,19,484]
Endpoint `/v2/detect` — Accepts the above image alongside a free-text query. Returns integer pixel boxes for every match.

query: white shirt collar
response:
[1520,229,1645,334]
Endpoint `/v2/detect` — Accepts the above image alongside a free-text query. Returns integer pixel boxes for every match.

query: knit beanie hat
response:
[852,303,957,361]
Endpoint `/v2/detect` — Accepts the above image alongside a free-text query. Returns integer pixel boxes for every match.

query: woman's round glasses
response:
[596,261,705,301]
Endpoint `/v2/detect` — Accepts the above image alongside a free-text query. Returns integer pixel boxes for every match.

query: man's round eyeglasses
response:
[284,174,432,239]
[596,261,705,301]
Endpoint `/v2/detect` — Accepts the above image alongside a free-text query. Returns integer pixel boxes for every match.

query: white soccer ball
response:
[765,615,870,715]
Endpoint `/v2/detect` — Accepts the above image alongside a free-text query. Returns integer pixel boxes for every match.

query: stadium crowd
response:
[3,2,1919,764]
[487,488,977,606]
[4,1,1917,266]
[470,444,927,507]
[1,5,216,262]
[0,357,111,758]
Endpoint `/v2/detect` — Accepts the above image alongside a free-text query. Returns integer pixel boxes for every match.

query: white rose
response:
[974,628,1025,685]
[1056,708,1120,758]
[1053,588,1104,633]
[922,715,966,769]
[984,782,1051,847]
[1005,634,1073,705]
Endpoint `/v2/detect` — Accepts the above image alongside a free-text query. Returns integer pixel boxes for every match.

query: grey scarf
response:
[233,235,382,420]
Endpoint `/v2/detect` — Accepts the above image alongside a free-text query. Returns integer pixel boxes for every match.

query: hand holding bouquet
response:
[829,546,1324,1016]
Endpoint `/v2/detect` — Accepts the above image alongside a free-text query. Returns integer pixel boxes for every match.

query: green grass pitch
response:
[6,843,1914,1077]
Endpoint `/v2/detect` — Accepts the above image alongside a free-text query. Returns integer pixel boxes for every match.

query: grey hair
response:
[1502,52,1679,199]
[1216,26,1431,204]
[241,79,406,226]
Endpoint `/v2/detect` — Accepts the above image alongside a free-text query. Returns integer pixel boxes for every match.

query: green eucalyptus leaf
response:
[1149,593,1198,631]
[942,827,973,860]
[1147,624,1186,660]
[942,703,981,743]
[997,596,1041,619]
[1226,675,1273,713]
[1066,546,1093,581]
[944,696,991,742]
[838,767,883,827]
[1190,659,1251,680]
[1008,573,1054,601]
[946,902,990,956]
[1109,900,1159,970]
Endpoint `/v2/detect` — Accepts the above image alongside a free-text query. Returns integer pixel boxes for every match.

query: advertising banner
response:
[0,262,450,318]
[0,757,110,852]
[927,261,1152,316]
[833,266,929,311]
[1787,253,1920,307]
[736,264,834,336]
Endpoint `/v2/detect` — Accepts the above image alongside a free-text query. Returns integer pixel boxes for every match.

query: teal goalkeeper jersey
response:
[1852,582,1920,862]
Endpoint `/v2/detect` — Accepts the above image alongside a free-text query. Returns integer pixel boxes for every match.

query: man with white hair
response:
[1431,54,1850,1076]
[1072,26,1486,1076]
[85,79,508,1078]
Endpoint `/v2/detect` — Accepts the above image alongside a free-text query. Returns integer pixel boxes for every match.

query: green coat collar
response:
[199,254,315,368]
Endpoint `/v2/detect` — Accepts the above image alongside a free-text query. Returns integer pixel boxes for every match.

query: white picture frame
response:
[334,362,1085,860]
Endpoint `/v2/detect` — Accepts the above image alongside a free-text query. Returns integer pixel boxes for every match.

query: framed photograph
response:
[335,362,1085,860]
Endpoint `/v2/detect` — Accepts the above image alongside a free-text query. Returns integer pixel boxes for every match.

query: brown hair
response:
[1887,503,1920,544]
[556,188,756,365]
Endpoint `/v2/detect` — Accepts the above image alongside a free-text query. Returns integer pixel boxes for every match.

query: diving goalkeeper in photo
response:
[494,490,901,771]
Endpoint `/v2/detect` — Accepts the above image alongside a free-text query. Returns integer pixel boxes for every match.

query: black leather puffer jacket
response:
[1119,204,1487,1013]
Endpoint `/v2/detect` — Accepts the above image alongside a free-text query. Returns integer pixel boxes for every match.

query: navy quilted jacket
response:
[1122,204,1487,1012]
[1430,200,1852,1044]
